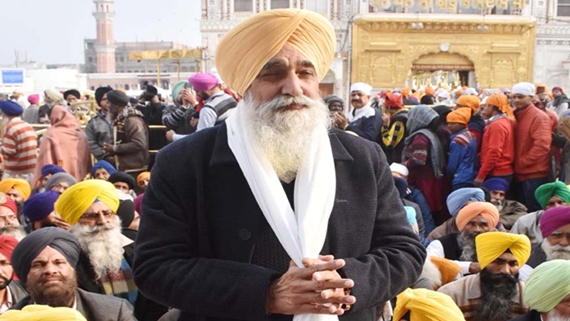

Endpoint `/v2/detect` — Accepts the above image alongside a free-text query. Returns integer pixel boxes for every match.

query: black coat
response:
[133,124,426,321]
[509,310,542,321]
[12,288,136,321]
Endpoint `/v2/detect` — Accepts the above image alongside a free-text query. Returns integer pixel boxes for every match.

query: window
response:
[234,0,253,11]
[125,84,130,90]
[88,57,93,63]
[271,0,290,9]
[558,0,570,16]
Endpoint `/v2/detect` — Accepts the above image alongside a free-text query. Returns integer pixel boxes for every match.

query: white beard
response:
[240,91,331,183]
[71,216,124,278]
[0,226,27,241]
[542,240,570,261]
[547,309,570,321]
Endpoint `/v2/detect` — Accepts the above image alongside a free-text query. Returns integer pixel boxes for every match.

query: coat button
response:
[238,229,251,241]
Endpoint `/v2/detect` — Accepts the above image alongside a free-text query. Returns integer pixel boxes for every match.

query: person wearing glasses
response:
[54,180,167,321]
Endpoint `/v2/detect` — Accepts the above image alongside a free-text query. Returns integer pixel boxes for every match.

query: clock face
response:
[440,43,450,52]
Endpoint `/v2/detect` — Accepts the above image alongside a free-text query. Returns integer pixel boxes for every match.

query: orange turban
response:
[446,108,472,125]
[486,93,514,118]
[0,179,31,201]
[454,90,463,99]
[425,86,435,96]
[456,95,480,114]
[456,202,499,231]
[385,93,403,109]
[136,171,150,186]
[215,9,335,95]
[401,88,412,99]
[430,256,461,286]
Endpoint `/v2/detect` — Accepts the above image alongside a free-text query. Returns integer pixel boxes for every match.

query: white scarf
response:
[227,105,337,321]
[347,103,375,122]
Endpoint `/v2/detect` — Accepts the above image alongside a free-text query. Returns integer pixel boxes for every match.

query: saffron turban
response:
[0,178,31,201]
[11,227,81,283]
[91,160,117,177]
[535,181,570,209]
[215,9,335,95]
[393,288,465,321]
[137,171,151,186]
[401,87,412,99]
[524,260,570,312]
[0,305,87,321]
[540,206,570,238]
[55,180,119,226]
[429,256,461,286]
[446,188,485,217]
[456,201,500,232]
[456,95,480,114]
[425,87,436,96]
[482,177,509,193]
[23,191,60,222]
[446,108,472,125]
[485,93,514,118]
[385,93,404,109]
[0,235,18,261]
[475,232,531,269]
[41,164,65,178]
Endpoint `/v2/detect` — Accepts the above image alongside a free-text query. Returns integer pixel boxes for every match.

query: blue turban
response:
[41,164,65,178]
[446,187,485,217]
[482,178,509,193]
[0,100,23,116]
[23,191,60,222]
[91,160,117,177]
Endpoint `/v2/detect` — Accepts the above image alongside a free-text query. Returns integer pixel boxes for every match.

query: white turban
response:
[462,88,478,96]
[437,91,450,99]
[512,82,535,96]
[390,163,409,177]
[350,82,372,96]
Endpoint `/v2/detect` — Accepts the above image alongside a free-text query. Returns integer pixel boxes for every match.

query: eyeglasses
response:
[80,210,115,221]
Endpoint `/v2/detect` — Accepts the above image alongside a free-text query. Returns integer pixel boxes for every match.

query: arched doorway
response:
[409,52,475,89]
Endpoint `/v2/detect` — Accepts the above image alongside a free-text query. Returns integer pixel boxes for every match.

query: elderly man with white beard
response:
[517,206,570,282]
[54,180,167,321]
[133,8,425,321]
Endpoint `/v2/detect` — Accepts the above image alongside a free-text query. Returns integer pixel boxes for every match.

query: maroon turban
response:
[540,206,570,237]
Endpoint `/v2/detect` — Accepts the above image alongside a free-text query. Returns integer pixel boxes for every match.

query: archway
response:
[410,52,475,89]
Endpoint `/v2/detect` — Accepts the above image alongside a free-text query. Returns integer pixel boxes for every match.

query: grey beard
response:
[457,231,478,262]
[0,226,27,241]
[547,309,570,321]
[542,240,570,261]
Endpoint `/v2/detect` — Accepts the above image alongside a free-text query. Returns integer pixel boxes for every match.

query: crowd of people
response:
[0,6,569,321]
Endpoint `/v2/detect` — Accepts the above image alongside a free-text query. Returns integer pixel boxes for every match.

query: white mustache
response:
[263,95,316,111]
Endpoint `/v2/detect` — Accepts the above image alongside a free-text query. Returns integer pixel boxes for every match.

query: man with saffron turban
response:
[133,8,425,321]
[55,180,166,320]
[393,288,465,321]
[511,181,570,246]
[428,201,500,276]
[0,178,31,214]
[455,95,486,152]
[511,260,570,321]
[439,232,531,321]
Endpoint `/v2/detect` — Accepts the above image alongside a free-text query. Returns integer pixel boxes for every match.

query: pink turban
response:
[27,94,40,105]
[540,206,570,237]
[189,73,219,91]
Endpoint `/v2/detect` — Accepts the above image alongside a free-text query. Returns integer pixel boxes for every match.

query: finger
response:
[297,303,345,316]
[318,255,334,262]
[313,270,340,282]
[296,291,356,306]
[310,278,354,292]
[302,259,345,278]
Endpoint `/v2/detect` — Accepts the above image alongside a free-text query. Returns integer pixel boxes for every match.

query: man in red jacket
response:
[512,82,553,212]
[474,93,515,186]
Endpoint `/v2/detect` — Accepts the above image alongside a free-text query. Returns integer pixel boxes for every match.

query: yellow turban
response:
[475,232,531,270]
[0,305,87,321]
[0,178,31,201]
[455,202,500,232]
[215,9,335,95]
[55,180,119,226]
[393,288,465,321]
[456,95,481,114]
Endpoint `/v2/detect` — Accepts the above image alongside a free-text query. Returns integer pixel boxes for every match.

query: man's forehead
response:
[497,252,516,261]
[33,246,66,261]
[554,223,570,233]
[469,214,488,223]
[262,44,314,69]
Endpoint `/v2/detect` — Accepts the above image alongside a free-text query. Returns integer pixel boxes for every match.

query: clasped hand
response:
[266,255,356,316]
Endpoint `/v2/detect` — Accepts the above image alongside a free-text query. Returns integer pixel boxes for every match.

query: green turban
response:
[535,181,570,209]
[524,260,570,312]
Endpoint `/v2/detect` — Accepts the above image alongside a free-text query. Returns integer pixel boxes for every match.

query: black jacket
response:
[133,124,426,321]
[11,288,136,321]
[509,310,542,321]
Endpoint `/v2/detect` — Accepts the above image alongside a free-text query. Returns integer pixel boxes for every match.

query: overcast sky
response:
[0,0,202,65]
